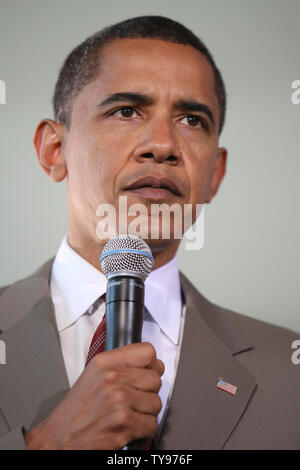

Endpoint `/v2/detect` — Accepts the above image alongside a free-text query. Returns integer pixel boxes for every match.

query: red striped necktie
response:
[84,296,154,450]
[85,313,106,366]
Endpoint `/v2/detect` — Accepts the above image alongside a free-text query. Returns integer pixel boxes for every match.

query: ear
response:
[33,119,67,182]
[205,147,227,203]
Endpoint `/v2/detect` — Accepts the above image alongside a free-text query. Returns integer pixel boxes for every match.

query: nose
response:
[133,116,182,165]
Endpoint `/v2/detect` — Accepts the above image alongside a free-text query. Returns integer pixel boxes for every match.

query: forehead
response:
[73,38,220,126]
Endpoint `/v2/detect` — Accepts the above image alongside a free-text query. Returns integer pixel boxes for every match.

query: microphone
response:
[99,234,154,351]
[99,235,154,450]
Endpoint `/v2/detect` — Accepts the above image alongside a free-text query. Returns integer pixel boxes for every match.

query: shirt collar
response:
[51,235,182,345]
[50,235,107,332]
[145,255,182,345]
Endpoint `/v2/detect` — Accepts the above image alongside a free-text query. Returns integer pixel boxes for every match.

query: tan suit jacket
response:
[0,257,299,449]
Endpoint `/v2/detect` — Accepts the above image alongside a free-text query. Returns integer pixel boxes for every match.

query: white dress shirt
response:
[50,235,185,435]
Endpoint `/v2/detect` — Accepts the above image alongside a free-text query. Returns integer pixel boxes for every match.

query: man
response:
[0,16,299,450]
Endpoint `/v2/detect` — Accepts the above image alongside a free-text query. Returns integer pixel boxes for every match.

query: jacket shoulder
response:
[180,271,299,356]
[0,257,55,294]
[0,258,54,332]
[0,285,9,296]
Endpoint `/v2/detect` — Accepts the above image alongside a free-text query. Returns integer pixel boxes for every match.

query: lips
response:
[124,175,183,199]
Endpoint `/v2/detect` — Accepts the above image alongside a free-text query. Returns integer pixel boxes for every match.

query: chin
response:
[138,235,181,253]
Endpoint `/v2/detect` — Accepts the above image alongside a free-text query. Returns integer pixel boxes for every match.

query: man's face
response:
[59,38,226,251]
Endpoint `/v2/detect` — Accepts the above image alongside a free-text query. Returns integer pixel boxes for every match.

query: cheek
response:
[179,132,218,198]
[84,146,120,205]
[185,157,213,204]
[65,133,120,205]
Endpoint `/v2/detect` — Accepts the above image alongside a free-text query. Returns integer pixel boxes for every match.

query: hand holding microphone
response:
[24,235,164,450]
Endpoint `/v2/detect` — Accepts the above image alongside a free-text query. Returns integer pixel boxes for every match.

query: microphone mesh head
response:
[100,234,154,280]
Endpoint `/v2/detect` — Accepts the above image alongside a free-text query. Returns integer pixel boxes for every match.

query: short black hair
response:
[53,15,227,134]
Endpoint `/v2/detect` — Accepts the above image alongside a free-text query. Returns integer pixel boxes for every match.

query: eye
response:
[111,106,139,118]
[180,114,207,129]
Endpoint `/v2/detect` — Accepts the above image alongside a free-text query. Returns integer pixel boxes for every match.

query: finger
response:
[92,342,157,370]
[111,408,158,445]
[83,407,157,450]
[147,357,165,377]
[107,385,162,417]
[126,410,158,441]
[130,389,163,417]
[101,367,162,393]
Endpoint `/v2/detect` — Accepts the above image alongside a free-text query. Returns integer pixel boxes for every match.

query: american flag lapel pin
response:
[216,378,238,395]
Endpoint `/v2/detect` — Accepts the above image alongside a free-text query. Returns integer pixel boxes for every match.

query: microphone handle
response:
[105,300,144,350]
[105,275,144,350]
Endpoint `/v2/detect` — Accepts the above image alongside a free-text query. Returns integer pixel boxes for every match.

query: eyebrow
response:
[97,92,215,128]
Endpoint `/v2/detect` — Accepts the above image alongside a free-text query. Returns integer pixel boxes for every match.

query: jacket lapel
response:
[158,273,257,450]
[0,258,70,431]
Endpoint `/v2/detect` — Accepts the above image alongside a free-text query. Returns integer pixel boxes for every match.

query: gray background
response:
[0,0,299,333]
